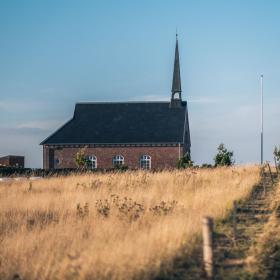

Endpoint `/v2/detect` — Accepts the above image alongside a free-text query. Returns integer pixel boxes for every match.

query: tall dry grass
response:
[0,166,259,280]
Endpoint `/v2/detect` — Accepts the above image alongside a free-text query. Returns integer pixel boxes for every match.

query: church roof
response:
[40,101,190,145]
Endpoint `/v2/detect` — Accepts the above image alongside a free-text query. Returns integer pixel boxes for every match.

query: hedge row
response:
[0,164,214,177]
[0,166,100,177]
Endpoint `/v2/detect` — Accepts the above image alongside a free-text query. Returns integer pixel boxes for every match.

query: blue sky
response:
[0,0,280,167]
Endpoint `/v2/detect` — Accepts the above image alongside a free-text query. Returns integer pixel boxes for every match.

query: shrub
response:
[273,146,280,167]
[214,143,234,167]
[113,164,128,171]
[176,153,193,169]
[74,148,89,169]
[201,163,213,168]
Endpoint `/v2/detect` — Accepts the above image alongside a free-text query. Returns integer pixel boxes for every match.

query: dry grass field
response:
[0,166,260,280]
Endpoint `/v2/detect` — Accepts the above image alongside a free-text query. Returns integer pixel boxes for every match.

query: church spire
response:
[170,33,182,107]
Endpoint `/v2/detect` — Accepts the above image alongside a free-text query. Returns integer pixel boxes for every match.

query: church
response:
[40,36,191,170]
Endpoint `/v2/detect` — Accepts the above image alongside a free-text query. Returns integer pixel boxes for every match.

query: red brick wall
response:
[0,156,24,168]
[43,147,54,169]
[43,146,182,170]
[0,157,9,166]
[9,156,24,168]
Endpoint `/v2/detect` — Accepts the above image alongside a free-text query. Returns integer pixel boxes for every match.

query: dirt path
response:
[214,170,278,279]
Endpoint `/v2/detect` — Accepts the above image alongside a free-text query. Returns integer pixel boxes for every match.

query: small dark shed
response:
[0,155,25,168]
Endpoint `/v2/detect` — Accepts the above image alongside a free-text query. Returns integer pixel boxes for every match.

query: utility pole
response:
[261,74,264,165]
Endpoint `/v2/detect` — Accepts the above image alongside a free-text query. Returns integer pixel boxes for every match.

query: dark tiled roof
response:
[41,102,190,145]
[0,155,24,159]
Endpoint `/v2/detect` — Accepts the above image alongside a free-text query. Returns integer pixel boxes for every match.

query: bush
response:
[214,143,234,167]
[273,146,280,167]
[201,163,213,168]
[113,164,128,171]
[74,148,90,169]
[176,153,193,169]
[0,166,79,177]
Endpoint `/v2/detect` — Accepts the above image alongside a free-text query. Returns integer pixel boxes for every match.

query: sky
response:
[0,0,280,168]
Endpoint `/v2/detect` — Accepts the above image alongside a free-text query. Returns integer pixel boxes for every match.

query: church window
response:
[140,155,151,169]
[87,155,97,169]
[112,155,124,167]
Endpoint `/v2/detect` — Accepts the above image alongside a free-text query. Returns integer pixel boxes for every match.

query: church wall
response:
[43,145,183,170]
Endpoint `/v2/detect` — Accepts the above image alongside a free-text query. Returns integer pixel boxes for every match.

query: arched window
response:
[112,155,124,167]
[140,155,151,169]
[87,155,97,169]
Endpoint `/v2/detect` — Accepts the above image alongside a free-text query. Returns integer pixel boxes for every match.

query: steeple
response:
[170,33,182,108]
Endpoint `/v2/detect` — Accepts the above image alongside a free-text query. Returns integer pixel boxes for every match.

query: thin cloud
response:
[130,95,222,103]
[16,120,63,130]
[0,126,48,135]
[0,99,45,113]
[188,97,223,104]
[129,95,169,102]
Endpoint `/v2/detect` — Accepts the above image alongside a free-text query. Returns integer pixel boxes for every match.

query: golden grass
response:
[0,166,260,280]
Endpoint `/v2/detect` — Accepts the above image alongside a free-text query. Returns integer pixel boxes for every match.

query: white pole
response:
[261,74,264,165]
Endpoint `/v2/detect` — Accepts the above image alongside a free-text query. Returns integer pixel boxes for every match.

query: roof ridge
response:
[75,101,172,105]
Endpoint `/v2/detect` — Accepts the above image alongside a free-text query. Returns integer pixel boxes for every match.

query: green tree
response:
[273,146,280,167]
[74,148,89,169]
[177,152,193,169]
[214,143,234,167]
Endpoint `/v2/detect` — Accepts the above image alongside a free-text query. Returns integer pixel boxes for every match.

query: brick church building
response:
[41,36,191,170]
